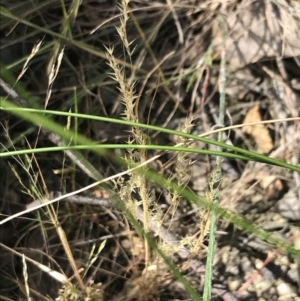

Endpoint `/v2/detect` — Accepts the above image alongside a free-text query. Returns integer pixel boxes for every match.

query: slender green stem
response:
[203,21,226,300]
[0,144,259,161]
[1,105,300,172]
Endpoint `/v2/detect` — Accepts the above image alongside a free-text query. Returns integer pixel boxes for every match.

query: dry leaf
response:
[243,104,274,153]
[257,172,284,199]
[213,1,300,68]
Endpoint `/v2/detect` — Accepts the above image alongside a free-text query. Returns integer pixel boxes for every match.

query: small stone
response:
[294,237,300,250]
[277,191,300,221]
[121,239,131,249]
[276,282,297,296]
[228,279,241,291]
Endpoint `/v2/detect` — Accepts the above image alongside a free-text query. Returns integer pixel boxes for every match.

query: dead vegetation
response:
[1,0,300,300]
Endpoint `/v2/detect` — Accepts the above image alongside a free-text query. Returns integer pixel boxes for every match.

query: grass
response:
[1,1,300,300]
